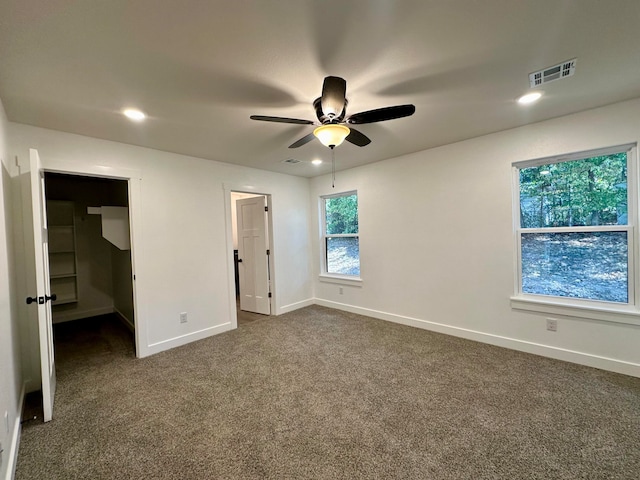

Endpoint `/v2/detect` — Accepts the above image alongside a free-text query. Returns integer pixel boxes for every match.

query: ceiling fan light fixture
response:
[313,124,350,148]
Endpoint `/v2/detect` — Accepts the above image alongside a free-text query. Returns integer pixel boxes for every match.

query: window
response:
[321,191,360,277]
[514,144,636,308]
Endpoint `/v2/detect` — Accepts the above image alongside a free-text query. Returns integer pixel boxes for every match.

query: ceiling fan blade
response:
[347,104,416,124]
[289,132,316,148]
[345,128,371,147]
[250,115,314,125]
[321,76,347,118]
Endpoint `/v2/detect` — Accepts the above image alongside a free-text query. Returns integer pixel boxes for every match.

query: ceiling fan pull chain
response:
[331,146,336,188]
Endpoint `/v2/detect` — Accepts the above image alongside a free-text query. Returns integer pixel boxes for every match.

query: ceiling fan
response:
[250,76,416,149]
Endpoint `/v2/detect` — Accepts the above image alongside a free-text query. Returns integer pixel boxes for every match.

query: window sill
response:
[319,274,363,286]
[510,295,640,326]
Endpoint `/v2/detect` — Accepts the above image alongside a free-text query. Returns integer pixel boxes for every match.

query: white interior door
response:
[28,149,57,422]
[236,196,270,315]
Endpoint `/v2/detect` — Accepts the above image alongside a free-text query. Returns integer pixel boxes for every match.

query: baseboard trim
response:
[314,299,640,378]
[113,308,134,333]
[52,306,114,324]
[144,323,233,357]
[278,298,315,315]
[4,383,26,480]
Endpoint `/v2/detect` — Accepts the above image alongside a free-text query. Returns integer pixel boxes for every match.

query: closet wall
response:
[44,173,132,324]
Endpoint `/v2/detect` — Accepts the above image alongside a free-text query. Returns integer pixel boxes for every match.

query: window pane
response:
[521,232,628,303]
[519,153,627,228]
[327,237,360,276]
[325,194,358,235]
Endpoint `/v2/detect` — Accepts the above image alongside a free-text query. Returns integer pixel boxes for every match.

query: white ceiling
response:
[1,0,640,177]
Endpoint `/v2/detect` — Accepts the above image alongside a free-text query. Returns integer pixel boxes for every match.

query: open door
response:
[27,149,57,422]
[236,195,271,315]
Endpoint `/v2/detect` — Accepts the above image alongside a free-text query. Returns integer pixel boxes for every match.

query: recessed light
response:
[517,92,542,105]
[123,108,146,121]
[312,159,323,165]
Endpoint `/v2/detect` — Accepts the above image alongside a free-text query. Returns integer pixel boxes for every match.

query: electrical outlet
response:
[546,318,558,332]
[180,312,188,324]
[339,287,344,295]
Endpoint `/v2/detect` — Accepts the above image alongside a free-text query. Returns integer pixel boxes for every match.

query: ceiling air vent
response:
[282,158,301,165]
[529,58,577,88]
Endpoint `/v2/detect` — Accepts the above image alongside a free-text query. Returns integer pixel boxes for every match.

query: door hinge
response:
[264,206,268,212]
[268,292,272,298]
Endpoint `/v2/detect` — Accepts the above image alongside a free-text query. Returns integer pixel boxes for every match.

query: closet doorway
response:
[44,173,136,355]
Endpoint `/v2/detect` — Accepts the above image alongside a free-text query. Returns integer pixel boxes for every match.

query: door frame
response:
[223,183,276,327]
[30,157,145,358]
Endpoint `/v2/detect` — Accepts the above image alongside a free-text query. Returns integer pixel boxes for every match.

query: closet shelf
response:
[52,296,77,306]
[87,206,131,250]
[50,273,77,279]
[47,200,78,304]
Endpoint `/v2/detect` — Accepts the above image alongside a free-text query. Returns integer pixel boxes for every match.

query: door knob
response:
[237,258,243,263]
[26,294,57,305]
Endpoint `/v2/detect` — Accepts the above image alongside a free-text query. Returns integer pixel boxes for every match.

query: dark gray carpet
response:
[16,307,640,479]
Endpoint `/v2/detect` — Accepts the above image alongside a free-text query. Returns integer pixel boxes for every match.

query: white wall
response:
[310,98,640,377]
[107,181,135,327]
[8,123,313,386]
[0,98,23,480]
[112,245,135,326]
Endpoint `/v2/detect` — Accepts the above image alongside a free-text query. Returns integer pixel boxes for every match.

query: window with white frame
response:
[514,144,636,306]
[321,191,360,276]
